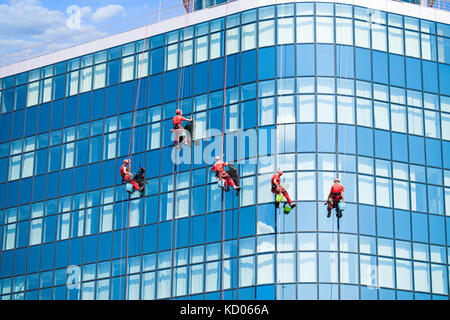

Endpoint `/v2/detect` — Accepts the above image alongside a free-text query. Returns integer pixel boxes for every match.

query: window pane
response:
[297,95,315,122]
[297,17,314,43]
[259,20,275,47]
[226,28,239,55]
[374,102,390,130]
[317,95,334,123]
[357,99,372,127]
[257,254,274,285]
[408,107,424,135]
[165,44,178,71]
[337,96,354,124]
[391,104,407,133]
[21,152,34,178]
[355,20,370,48]
[405,30,420,58]
[66,71,79,96]
[336,18,353,45]
[388,27,404,55]
[239,256,255,287]
[121,56,135,82]
[242,24,256,51]
[422,34,437,61]
[424,110,440,138]
[316,17,334,43]
[41,78,52,103]
[209,33,223,59]
[278,18,294,44]
[93,64,106,89]
[372,23,387,51]
[80,67,92,93]
[27,82,39,107]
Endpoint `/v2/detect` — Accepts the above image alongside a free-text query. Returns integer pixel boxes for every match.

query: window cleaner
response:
[120,159,140,194]
[325,178,344,218]
[133,167,147,197]
[210,156,241,193]
[272,170,296,209]
[172,109,193,147]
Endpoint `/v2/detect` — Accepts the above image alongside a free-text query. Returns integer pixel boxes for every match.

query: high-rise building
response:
[0,0,449,300]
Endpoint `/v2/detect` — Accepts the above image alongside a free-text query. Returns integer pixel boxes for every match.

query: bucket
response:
[218,179,225,188]
[284,205,291,214]
[338,201,345,211]
[276,194,285,203]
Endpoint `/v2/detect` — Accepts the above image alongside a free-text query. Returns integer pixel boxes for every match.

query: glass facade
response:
[0,1,450,300]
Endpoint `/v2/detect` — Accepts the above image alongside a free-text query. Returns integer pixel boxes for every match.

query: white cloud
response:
[257,221,275,234]
[0,1,124,61]
[0,0,65,37]
[91,4,124,23]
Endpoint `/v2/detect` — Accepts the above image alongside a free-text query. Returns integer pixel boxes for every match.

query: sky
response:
[0,0,186,65]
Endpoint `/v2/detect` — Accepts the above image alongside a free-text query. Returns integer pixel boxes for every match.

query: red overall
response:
[271,174,293,205]
[173,115,190,145]
[120,164,139,191]
[212,161,236,188]
[328,183,344,211]
[173,115,189,129]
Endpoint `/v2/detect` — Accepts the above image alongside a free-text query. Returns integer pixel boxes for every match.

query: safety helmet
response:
[215,156,220,161]
[334,178,340,183]
[123,159,130,164]
[176,109,182,115]
[277,169,283,176]
[141,168,146,173]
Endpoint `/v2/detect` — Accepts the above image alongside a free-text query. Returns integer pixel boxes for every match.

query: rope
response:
[170,3,191,298]
[121,0,170,299]
[124,22,150,300]
[221,0,231,301]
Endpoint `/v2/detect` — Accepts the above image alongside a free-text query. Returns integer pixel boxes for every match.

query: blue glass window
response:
[372,51,388,84]
[297,44,315,76]
[389,54,405,87]
[316,44,335,76]
[258,47,275,80]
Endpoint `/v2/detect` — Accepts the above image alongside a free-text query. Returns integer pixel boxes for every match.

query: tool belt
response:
[217,171,228,179]
[272,184,285,193]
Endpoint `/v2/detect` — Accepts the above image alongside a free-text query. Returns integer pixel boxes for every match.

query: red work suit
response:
[211,161,236,188]
[328,183,344,211]
[172,115,191,146]
[173,115,189,129]
[271,174,293,205]
[120,164,139,191]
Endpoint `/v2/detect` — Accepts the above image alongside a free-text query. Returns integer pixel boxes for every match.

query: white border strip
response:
[0,0,449,78]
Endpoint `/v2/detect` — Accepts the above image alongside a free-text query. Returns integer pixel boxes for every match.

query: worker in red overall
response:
[272,170,296,208]
[120,159,139,192]
[210,156,240,191]
[172,109,193,146]
[325,178,344,217]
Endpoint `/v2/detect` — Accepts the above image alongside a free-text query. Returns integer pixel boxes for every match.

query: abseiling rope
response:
[121,0,172,299]
[170,2,191,297]
[221,0,231,300]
